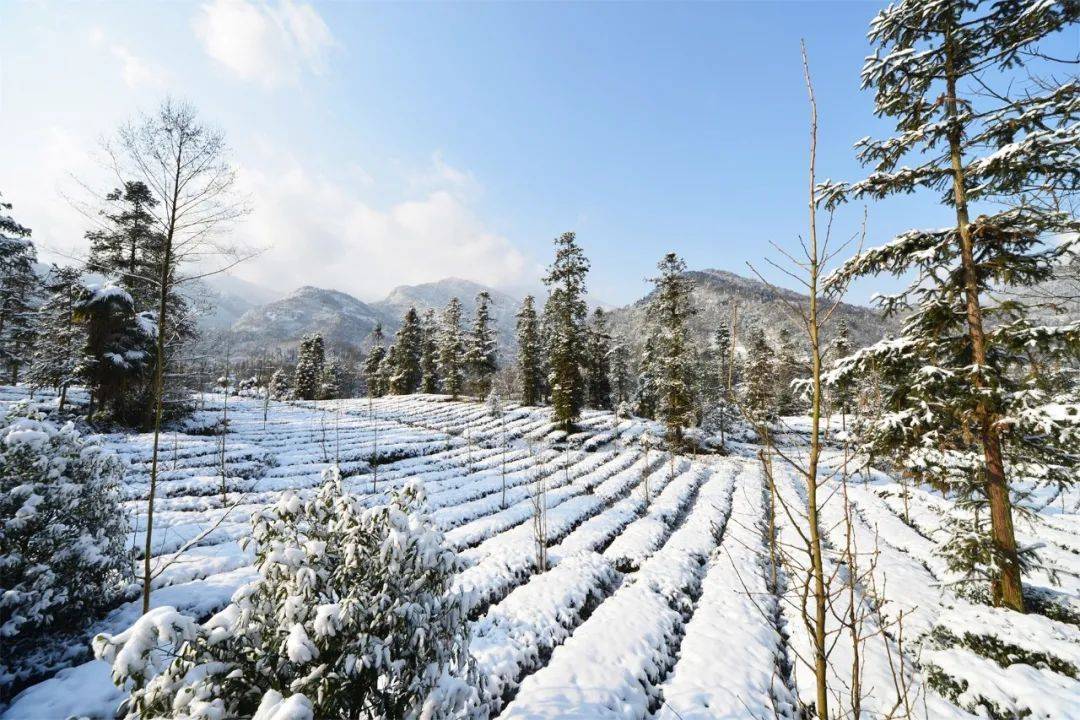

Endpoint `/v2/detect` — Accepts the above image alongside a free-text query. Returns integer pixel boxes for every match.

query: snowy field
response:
[3,386,1079,719]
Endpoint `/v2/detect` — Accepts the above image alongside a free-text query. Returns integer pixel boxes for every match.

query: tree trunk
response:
[943,27,1024,612]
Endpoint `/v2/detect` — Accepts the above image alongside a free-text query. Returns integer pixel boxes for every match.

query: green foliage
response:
[294,333,326,401]
[439,298,466,399]
[515,295,543,406]
[543,232,590,429]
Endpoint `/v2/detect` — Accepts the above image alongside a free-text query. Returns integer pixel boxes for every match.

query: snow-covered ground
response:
[3,388,1078,719]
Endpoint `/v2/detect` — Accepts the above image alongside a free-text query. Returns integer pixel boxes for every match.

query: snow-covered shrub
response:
[94,466,478,719]
[0,403,129,692]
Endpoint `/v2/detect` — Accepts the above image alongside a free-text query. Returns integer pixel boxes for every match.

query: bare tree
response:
[107,99,250,614]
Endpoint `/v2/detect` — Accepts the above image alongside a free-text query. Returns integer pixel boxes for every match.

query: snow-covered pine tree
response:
[438,297,466,399]
[294,333,326,401]
[466,291,498,397]
[363,323,387,398]
[609,339,633,406]
[389,307,424,395]
[826,319,855,426]
[773,327,805,416]
[27,266,87,410]
[268,367,292,400]
[420,308,440,393]
[85,181,158,307]
[646,252,697,445]
[515,294,543,406]
[821,0,1080,612]
[93,467,476,719]
[0,196,38,385]
[702,324,738,446]
[74,284,155,420]
[742,326,777,428]
[1,404,128,696]
[320,358,348,400]
[635,327,660,419]
[585,307,613,410]
[542,232,590,430]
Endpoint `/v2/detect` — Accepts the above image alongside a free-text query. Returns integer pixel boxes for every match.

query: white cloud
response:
[110,45,166,89]
[193,0,334,88]
[233,153,529,299]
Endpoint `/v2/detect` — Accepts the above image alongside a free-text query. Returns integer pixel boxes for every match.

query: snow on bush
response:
[0,403,129,693]
[93,465,478,719]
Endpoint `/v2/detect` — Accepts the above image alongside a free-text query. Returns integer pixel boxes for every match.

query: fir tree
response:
[515,295,543,406]
[363,323,387,398]
[743,327,776,428]
[268,368,291,400]
[420,308,440,393]
[466,291,498,396]
[609,339,633,406]
[542,232,589,430]
[635,328,660,419]
[85,181,159,307]
[585,307,612,410]
[0,196,38,385]
[827,319,856,425]
[702,324,738,446]
[320,358,349,400]
[822,0,1080,611]
[646,253,697,445]
[74,285,155,422]
[27,266,86,410]
[294,334,326,401]
[389,307,424,395]
[438,298,466,399]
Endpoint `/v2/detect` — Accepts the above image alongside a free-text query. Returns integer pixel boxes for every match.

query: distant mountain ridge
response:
[201,268,891,359]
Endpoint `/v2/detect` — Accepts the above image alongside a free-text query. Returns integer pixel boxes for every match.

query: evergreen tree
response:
[542,232,590,430]
[27,266,86,410]
[438,298,466,399]
[635,328,660,419]
[646,253,697,444]
[363,323,387,398]
[268,368,291,400]
[294,334,326,401]
[515,295,543,406]
[0,196,38,384]
[609,339,633,406]
[74,285,155,422]
[702,324,738,445]
[85,181,158,307]
[466,291,498,396]
[585,308,612,409]
[774,327,804,415]
[420,308,440,393]
[743,327,776,427]
[389,308,424,395]
[827,319,856,424]
[320,358,349,400]
[822,0,1080,612]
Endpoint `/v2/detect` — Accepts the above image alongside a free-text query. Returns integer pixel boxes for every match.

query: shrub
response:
[94,466,478,719]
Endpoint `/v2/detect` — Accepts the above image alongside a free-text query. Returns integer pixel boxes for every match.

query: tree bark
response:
[943,26,1024,612]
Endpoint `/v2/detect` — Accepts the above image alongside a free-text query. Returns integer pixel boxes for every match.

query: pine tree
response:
[609,339,633,406]
[827,319,855,424]
[27,266,86,410]
[635,328,660,419]
[743,327,776,428]
[438,298,466,399]
[420,308,440,393]
[389,308,424,395]
[0,196,38,385]
[85,181,159,306]
[320,358,349,400]
[74,285,155,421]
[702,324,738,445]
[268,368,291,400]
[294,334,326,401]
[515,295,543,406]
[774,328,804,416]
[466,291,498,396]
[542,232,590,430]
[363,323,387,398]
[821,0,1080,611]
[646,253,697,445]
[585,307,612,409]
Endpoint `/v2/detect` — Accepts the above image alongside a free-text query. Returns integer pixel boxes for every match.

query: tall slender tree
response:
[822,0,1080,612]
[364,323,387,398]
[609,338,633,406]
[516,295,543,406]
[28,266,86,410]
[743,327,776,427]
[542,232,589,430]
[294,334,326,401]
[585,307,613,410]
[438,297,466,399]
[466,291,498,396]
[389,307,424,395]
[0,196,38,384]
[420,308,440,393]
[646,252,697,444]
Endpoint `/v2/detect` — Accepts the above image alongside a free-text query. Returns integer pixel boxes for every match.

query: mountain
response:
[228,286,383,354]
[606,268,890,354]
[371,278,522,353]
[189,274,283,330]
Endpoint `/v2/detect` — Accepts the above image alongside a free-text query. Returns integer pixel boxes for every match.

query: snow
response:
[2,387,1078,720]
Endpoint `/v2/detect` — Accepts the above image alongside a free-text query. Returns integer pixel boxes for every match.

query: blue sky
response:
[1,1,1072,306]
